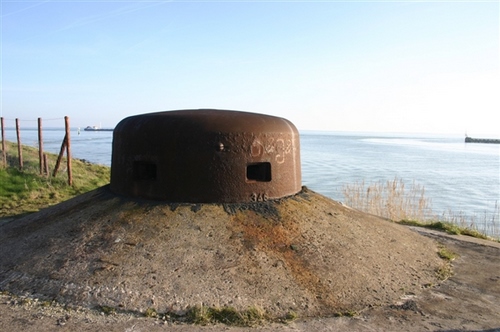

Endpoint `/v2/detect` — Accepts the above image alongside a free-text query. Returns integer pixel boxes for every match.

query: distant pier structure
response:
[465,136,500,144]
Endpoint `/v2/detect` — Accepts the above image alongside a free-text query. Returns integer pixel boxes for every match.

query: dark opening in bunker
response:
[133,161,157,181]
[246,162,272,182]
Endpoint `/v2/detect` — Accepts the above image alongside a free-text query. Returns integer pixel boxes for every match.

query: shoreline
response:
[1,139,499,239]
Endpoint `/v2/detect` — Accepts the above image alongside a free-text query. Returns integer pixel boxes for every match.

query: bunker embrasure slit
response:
[133,161,157,181]
[246,162,271,182]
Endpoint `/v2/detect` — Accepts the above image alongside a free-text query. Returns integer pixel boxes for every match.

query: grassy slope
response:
[0,141,110,218]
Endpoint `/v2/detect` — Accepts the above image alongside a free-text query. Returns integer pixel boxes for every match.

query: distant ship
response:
[84,125,114,132]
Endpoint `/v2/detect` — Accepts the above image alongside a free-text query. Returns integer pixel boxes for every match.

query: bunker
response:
[110,109,301,203]
[0,109,444,320]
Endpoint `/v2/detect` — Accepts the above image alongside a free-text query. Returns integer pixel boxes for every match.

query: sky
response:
[0,0,499,136]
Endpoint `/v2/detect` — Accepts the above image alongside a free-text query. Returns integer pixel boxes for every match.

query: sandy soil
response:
[1,187,499,331]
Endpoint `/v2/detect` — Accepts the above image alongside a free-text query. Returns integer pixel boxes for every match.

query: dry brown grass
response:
[342,178,499,240]
[342,178,432,221]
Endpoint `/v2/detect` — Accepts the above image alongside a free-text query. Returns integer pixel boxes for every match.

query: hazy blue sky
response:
[1,0,498,135]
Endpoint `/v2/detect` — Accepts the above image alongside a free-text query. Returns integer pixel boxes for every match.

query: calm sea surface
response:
[4,128,500,234]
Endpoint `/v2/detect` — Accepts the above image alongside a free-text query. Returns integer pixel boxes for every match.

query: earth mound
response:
[0,186,443,318]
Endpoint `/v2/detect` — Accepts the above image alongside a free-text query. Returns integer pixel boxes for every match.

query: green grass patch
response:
[435,263,453,281]
[437,246,457,261]
[0,141,110,219]
[98,305,116,315]
[144,307,158,318]
[2,291,295,327]
[187,305,269,327]
[399,219,493,240]
[434,244,456,281]
[334,310,358,317]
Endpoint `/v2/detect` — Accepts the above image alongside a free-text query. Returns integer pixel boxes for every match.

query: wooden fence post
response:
[65,116,72,186]
[38,118,44,175]
[1,117,6,168]
[16,118,23,170]
[53,135,67,177]
[43,153,49,177]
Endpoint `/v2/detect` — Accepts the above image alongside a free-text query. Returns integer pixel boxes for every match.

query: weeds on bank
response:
[144,307,158,318]
[437,245,457,261]
[399,219,491,239]
[438,202,500,241]
[0,141,110,218]
[435,263,454,281]
[3,290,297,327]
[187,305,271,326]
[342,177,499,241]
[334,310,358,317]
[113,304,294,326]
[433,244,456,281]
[98,305,117,315]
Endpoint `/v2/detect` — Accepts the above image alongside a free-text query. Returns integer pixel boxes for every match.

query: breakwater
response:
[465,136,500,144]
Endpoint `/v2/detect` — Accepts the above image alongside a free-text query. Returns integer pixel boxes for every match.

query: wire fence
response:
[0,116,73,185]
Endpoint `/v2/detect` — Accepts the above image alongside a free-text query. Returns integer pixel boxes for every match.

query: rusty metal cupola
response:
[110,109,301,203]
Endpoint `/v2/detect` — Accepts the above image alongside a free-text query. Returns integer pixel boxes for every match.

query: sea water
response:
[300,132,499,224]
[4,128,499,235]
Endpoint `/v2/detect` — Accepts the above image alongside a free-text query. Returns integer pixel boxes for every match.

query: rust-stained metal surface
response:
[110,109,301,202]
